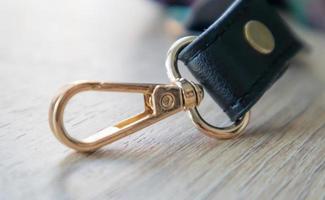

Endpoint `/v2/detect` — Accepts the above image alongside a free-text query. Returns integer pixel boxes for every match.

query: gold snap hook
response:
[49,80,203,152]
[49,36,250,152]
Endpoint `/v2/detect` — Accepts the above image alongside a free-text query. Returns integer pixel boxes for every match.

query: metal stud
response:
[244,20,275,54]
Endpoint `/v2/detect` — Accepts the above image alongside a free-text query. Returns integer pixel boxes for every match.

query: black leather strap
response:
[179,0,302,121]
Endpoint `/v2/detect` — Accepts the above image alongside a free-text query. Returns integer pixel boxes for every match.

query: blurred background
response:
[157,0,325,32]
[0,0,324,199]
[1,0,324,82]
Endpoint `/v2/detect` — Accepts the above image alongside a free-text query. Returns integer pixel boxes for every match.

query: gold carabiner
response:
[49,79,203,152]
[49,36,251,152]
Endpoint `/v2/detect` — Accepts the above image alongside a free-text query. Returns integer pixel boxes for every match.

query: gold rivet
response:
[160,93,175,110]
[244,20,275,54]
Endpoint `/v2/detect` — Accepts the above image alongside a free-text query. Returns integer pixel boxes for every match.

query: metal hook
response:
[49,36,250,152]
[49,79,203,152]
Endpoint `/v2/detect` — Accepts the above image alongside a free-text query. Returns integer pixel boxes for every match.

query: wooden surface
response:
[0,1,324,199]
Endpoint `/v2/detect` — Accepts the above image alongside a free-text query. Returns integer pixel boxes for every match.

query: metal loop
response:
[165,36,250,139]
[49,81,195,152]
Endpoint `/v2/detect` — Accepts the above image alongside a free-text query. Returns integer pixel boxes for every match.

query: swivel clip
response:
[49,36,250,152]
[49,79,203,152]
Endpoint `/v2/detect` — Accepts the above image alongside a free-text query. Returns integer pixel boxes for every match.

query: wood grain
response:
[0,1,324,199]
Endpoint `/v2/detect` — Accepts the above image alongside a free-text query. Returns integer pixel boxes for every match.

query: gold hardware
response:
[49,36,250,152]
[160,93,175,110]
[166,36,250,139]
[49,80,203,152]
[244,20,275,54]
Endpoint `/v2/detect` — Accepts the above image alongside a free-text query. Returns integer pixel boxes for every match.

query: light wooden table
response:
[0,1,324,199]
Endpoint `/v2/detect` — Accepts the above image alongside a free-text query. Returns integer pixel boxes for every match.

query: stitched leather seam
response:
[185,0,251,63]
[228,40,297,111]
